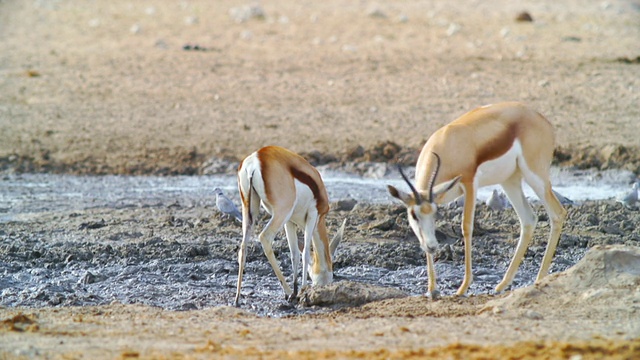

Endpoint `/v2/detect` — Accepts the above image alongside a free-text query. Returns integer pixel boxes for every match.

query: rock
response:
[300,280,408,307]
[446,23,461,36]
[561,36,582,42]
[301,150,338,166]
[364,163,388,179]
[366,6,387,19]
[78,219,107,230]
[209,306,257,318]
[200,156,239,175]
[515,11,533,22]
[80,271,106,285]
[365,216,396,231]
[346,145,365,160]
[522,309,543,320]
[599,224,623,235]
[600,144,628,163]
[240,30,253,40]
[341,44,357,52]
[184,16,199,25]
[154,39,168,49]
[229,4,266,23]
[334,198,358,212]
[481,245,640,316]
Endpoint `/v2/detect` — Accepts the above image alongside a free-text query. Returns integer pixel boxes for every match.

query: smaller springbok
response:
[388,102,567,297]
[235,145,343,306]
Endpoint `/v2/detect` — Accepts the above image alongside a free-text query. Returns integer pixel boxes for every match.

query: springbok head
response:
[387,153,461,254]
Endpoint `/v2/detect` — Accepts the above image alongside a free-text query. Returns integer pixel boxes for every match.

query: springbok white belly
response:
[288,180,317,227]
[475,140,521,188]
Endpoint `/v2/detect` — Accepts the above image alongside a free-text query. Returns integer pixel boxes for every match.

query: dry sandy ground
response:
[1,0,640,358]
[1,0,639,174]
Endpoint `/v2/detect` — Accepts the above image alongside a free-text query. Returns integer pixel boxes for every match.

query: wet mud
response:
[1,174,639,317]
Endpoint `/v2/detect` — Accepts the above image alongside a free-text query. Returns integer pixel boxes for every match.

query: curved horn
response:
[427,152,441,202]
[398,165,422,204]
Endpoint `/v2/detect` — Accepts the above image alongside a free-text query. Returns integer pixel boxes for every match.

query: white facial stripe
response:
[409,206,439,253]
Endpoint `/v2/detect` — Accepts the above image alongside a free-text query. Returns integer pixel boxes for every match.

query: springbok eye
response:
[410,210,418,221]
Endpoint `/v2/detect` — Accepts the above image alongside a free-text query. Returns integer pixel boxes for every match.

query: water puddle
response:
[1,167,635,221]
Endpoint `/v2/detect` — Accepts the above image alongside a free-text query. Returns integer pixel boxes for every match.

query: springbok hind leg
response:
[235,198,257,307]
[234,222,251,307]
[495,174,537,293]
[284,222,301,300]
[535,184,567,281]
[259,215,293,298]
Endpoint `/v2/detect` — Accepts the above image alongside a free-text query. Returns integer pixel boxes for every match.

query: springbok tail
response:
[246,173,254,225]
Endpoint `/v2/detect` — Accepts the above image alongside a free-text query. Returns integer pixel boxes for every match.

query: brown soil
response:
[1,0,639,359]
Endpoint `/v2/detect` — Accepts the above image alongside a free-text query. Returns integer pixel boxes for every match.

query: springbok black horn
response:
[398,165,422,204]
[427,152,441,202]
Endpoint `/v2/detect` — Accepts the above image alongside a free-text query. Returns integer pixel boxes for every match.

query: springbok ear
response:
[432,175,462,197]
[330,219,346,260]
[387,185,414,205]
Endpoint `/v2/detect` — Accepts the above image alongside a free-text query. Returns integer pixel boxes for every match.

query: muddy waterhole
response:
[1,167,638,317]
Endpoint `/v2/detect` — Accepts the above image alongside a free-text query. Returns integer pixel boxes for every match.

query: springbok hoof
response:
[286,292,298,303]
[494,283,511,294]
[426,289,440,300]
[286,284,299,303]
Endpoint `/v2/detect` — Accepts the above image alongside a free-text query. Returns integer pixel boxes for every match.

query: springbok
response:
[388,102,567,296]
[235,145,343,307]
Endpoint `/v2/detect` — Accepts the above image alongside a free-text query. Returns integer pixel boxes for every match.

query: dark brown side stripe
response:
[290,166,324,213]
[475,121,518,167]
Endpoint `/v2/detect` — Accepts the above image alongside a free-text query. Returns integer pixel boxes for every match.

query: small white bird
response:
[486,189,507,212]
[617,182,639,209]
[552,189,574,206]
[214,187,243,222]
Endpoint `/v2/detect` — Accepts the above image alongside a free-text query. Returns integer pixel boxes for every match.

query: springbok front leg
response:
[495,173,537,292]
[426,252,438,297]
[457,181,477,296]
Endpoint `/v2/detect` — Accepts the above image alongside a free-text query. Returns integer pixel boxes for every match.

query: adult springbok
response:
[388,102,567,297]
[235,145,343,307]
